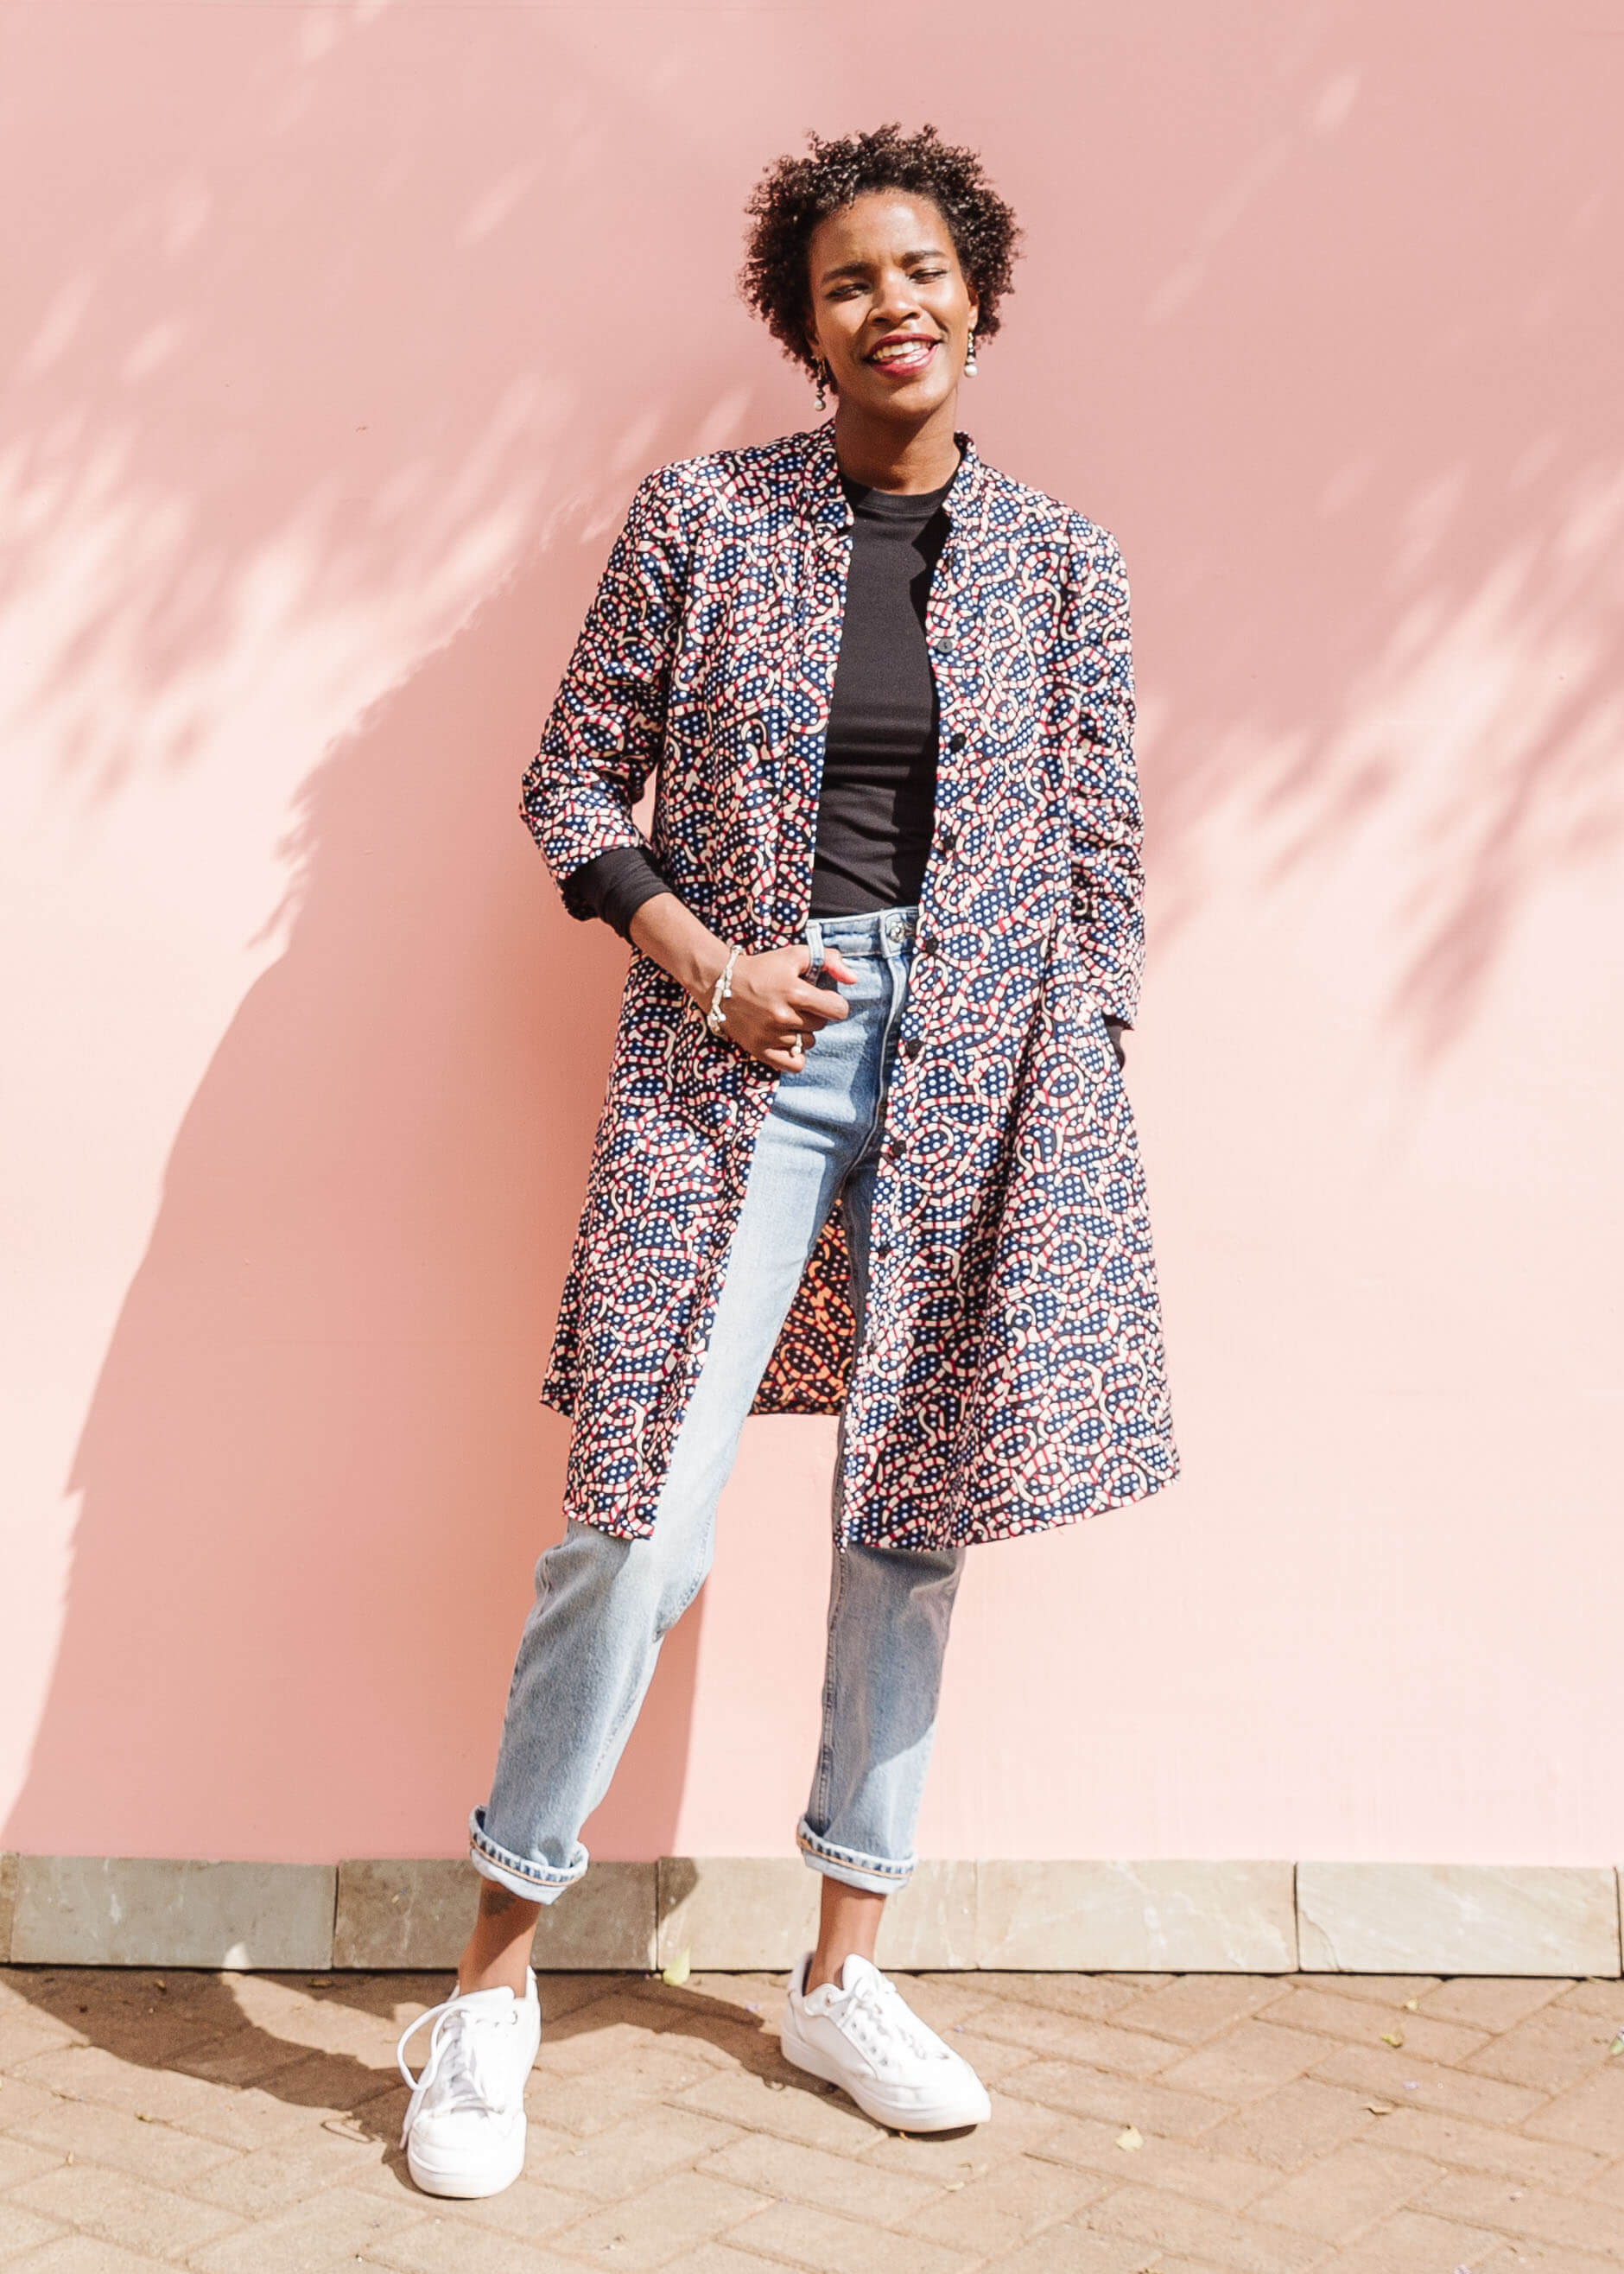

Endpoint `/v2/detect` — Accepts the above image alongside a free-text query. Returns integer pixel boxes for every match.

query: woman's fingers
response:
[789,982,849,1025]
[728,941,858,1063]
[754,1018,814,1069]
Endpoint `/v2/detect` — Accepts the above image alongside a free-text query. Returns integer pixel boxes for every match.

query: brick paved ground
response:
[2,1963,1622,2271]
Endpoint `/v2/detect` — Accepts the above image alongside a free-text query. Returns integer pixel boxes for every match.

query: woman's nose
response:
[871,271,924,323]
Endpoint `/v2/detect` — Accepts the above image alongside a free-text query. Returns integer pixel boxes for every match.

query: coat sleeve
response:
[520,467,689,921]
[1063,522,1145,1027]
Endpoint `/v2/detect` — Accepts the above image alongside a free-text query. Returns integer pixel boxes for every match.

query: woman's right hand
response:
[625,892,856,1072]
[711,943,856,1071]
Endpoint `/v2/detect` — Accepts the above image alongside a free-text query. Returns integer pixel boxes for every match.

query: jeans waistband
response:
[802,904,918,964]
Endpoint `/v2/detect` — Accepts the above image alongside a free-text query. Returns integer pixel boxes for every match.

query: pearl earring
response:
[964,330,979,376]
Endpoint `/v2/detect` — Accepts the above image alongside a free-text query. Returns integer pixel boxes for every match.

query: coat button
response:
[876,1241,893,1258]
[948,732,967,753]
[921,932,940,956]
[937,827,957,853]
[885,1138,904,1161]
[901,1035,923,1060]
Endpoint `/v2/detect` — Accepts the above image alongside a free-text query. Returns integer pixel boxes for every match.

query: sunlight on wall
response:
[3,0,1621,1866]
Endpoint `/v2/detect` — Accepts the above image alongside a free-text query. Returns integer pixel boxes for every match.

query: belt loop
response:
[803,918,825,978]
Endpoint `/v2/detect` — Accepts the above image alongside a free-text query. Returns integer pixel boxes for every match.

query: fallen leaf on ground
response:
[1115,2124,1144,2151]
[1380,2029,1405,2047]
[660,1952,691,1987]
[1402,1997,1418,2010]
[1366,2100,1397,2115]
[1609,2031,1624,2057]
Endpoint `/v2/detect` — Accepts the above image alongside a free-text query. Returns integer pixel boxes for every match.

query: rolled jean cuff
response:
[796,1815,915,1896]
[468,1806,585,1906]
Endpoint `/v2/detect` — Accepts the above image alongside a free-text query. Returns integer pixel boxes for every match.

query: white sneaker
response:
[781,1953,992,2132]
[396,1970,542,2197]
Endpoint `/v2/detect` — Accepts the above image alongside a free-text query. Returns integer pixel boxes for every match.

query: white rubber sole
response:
[780,2015,991,2133]
[405,2125,527,2199]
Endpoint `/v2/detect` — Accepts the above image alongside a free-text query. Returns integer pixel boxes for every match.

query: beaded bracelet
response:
[705,944,744,1036]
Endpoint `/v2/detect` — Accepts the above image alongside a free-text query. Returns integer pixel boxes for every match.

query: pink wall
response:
[4,2,1621,1872]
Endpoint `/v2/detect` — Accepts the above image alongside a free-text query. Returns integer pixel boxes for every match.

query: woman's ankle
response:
[457,1878,542,1996]
[805,1881,886,1991]
[457,1947,536,1997]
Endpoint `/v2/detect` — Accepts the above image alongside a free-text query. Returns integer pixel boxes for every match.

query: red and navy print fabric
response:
[521,422,1177,1549]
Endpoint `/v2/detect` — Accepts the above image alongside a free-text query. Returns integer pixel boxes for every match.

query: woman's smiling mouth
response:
[866,334,939,375]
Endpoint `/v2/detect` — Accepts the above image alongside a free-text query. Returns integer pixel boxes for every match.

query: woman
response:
[398,123,1177,2199]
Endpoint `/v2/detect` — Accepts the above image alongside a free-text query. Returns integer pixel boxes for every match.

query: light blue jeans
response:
[471,904,966,1902]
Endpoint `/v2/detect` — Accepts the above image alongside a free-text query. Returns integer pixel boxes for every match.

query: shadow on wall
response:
[1,3,790,1864]
[4,0,1622,1862]
[10,563,712,1864]
[994,2,1624,1056]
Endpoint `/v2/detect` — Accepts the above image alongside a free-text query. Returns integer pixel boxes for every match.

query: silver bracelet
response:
[705,944,744,1035]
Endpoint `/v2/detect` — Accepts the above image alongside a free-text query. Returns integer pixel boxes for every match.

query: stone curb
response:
[3,1853,1620,1974]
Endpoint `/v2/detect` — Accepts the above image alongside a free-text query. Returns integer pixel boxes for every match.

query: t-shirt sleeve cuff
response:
[564,844,676,942]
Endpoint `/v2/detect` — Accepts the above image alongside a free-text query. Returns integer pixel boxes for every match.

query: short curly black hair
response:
[739,124,1020,379]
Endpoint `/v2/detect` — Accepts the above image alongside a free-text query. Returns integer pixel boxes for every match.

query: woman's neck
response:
[830,397,962,494]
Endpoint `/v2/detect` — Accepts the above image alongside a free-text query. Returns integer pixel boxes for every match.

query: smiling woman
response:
[397,121,1176,2200]
[740,121,1019,400]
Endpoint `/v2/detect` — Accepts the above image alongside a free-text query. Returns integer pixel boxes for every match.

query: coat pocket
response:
[1039,969,1121,1121]
[658,991,745,1136]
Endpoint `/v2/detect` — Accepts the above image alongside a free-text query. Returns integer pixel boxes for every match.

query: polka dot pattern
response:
[521,422,1177,1548]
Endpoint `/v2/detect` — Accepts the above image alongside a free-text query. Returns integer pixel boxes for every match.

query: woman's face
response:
[804,191,978,422]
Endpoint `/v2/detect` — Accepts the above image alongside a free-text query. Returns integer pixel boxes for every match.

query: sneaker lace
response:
[396,1995,519,2145]
[835,1970,948,2069]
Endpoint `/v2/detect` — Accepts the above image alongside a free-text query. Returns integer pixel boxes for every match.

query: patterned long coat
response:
[522,422,1177,1551]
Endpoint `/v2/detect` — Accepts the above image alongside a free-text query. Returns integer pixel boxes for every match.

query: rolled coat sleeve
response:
[1063,523,1145,1028]
[520,467,688,920]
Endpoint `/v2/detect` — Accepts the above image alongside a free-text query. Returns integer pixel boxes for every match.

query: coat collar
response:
[795,417,989,533]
